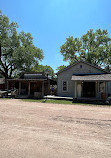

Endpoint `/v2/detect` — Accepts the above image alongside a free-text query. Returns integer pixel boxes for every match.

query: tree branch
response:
[0,68,5,76]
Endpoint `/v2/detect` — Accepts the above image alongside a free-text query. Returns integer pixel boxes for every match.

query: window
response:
[62,81,68,92]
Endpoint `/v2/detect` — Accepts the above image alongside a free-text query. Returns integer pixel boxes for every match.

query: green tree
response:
[60,29,111,67]
[0,11,44,81]
[31,64,54,78]
[56,65,67,72]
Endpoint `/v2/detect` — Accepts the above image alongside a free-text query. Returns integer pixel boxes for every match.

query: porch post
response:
[19,81,21,95]
[74,81,77,98]
[97,81,101,98]
[95,81,97,98]
[42,80,44,97]
[28,82,30,96]
[105,81,107,97]
[7,80,9,91]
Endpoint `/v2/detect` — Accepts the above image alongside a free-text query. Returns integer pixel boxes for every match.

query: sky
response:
[1,0,111,72]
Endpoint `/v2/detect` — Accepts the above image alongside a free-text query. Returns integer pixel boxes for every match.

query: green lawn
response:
[22,98,111,106]
[22,98,107,106]
[0,98,110,106]
[22,99,74,105]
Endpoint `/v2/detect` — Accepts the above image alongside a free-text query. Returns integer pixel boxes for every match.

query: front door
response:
[83,82,95,97]
[77,84,82,97]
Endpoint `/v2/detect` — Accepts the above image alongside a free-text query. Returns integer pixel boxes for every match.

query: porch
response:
[7,79,48,98]
[72,74,111,100]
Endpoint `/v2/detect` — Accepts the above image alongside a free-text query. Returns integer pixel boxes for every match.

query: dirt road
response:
[0,99,111,158]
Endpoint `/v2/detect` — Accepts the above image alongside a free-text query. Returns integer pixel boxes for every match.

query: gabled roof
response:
[7,72,47,81]
[18,72,47,79]
[23,72,47,79]
[56,60,109,75]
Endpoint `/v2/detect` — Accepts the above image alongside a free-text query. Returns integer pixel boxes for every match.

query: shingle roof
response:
[71,74,111,81]
[24,73,47,79]
[7,72,47,81]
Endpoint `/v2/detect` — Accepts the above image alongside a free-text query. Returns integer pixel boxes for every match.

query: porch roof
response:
[7,79,47,82]
[71,74,111,81]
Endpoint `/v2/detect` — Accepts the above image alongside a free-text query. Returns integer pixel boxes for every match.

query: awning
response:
[71,74,111,81]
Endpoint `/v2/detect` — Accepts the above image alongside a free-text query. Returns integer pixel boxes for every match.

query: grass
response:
[0,97,11,100]
[22,98,111,106]
[22,98,105,106]
[0,98,110,106]
[22,99,74,105]
[0,97,90,105]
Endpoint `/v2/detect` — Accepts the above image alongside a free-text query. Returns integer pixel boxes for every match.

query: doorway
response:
[82,82,96,97]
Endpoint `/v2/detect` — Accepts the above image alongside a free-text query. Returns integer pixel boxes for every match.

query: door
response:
[83,82,95,97]
[77,84,82,97]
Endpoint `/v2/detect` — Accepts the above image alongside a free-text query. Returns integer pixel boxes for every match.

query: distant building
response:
[7,72,51,98]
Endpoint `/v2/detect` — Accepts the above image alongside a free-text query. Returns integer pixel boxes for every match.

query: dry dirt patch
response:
[0,99,111,158]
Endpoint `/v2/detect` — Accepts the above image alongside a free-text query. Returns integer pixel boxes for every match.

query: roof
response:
[7,79,47,82]
[71,74,111,81]
[24,73,47,79]
[20,72,47,79]
[7,72,47,81]
[57,60,109,75]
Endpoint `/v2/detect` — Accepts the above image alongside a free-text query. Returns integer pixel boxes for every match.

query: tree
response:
[31,64,55,78]
[56,65,67,72]
[60,29,111,67]
[0,11,44,82]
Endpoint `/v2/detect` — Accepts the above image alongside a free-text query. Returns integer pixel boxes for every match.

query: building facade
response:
[7,72,50,98]
[57,60,111,99]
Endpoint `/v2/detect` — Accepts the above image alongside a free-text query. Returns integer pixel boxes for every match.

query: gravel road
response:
[0,99,111,158]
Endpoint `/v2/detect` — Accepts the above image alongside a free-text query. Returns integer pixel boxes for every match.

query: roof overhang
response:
[71,74,111,81]
[7,79,47,82]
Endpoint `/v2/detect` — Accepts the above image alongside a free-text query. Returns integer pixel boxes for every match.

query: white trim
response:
[62,80,68,92]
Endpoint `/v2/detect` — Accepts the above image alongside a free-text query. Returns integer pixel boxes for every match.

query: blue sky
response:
[1,0,111,72]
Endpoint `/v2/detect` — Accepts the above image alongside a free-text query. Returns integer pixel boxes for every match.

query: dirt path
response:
[0,99,111,158]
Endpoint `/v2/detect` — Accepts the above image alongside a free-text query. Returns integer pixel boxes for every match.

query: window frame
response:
[62,80,68,92]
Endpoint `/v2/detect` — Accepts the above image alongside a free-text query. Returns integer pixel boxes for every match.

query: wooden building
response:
[57,60,111,100]
[7,72,50,98]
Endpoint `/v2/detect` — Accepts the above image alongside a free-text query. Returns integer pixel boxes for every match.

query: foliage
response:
[60,29,111,67]
[0,10,44,79]
[56,65,67,72]
[31,64,55,78]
